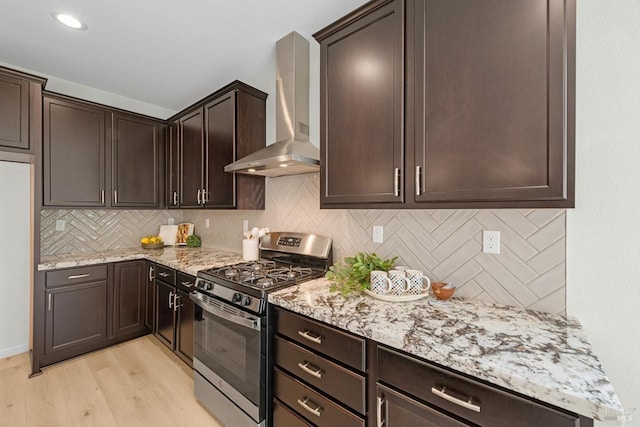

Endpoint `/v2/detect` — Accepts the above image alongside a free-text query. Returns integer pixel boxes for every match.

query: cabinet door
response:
[176,289,194,366]
[155,280,175,348]
[0,73,29,150]
[45,281,108,354]
[413,0,575,205]
[179,109,204,207]
[204,92,236,208]
[378,384,470,427]
[43,96,106,206]
[317,0,404,206]
[112,261,146,337]
[167,121,180,208]
[145,262,156,331]
[111,113,160,207]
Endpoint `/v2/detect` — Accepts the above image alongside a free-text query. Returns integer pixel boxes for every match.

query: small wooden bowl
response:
[141,242,164,249]
[431,283,456,300]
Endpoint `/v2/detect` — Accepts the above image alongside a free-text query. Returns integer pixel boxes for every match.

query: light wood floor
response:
[0,336,223,427]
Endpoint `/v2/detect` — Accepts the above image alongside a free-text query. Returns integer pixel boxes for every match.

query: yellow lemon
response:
[141,237,150,244]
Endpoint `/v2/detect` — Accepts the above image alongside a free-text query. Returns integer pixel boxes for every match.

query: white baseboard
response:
[0,343,29,359]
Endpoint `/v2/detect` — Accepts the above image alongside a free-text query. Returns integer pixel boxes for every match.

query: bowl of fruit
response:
[140,235,164,249]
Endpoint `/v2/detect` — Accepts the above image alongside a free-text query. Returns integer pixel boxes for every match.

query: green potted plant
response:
[326,252,397,296]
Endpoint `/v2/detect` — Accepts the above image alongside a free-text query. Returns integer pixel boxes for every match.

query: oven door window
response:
[194,300,261,405]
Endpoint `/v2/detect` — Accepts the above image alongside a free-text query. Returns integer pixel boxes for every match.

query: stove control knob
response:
[205,283,213,291]
[232,292,242,303]
[242,296,252,306]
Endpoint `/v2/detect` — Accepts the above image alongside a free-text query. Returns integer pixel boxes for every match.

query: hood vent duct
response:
[225,31,320,177]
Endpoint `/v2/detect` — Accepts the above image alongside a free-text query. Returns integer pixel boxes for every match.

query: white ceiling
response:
[0,0,367,117]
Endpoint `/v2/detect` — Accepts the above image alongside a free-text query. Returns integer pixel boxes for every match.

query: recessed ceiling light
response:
[52,12,88,30]
[248,168,256,172]
[279,163,289,168]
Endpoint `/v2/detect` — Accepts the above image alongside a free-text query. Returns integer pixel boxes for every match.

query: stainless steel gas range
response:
[191,232,332,427]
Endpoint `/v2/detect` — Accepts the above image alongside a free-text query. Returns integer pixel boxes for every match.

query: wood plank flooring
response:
[0,336,223,426]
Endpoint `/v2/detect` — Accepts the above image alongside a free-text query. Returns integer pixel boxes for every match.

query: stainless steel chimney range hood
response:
[225,31,320,178]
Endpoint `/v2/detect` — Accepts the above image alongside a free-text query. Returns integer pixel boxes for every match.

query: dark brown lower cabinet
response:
[112,261,147,337]
[145,262,156,331]
[378,383,470,427]
[176,289,194,365]
[155,279,176,348]
[45,280,108,354]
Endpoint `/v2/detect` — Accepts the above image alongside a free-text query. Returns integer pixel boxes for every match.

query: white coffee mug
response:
[388,270,410,295]
[370,270,392,295]
[406,269,431,295]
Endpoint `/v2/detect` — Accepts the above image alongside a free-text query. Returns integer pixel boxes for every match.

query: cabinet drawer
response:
[275,336,366,414]
[274,368,364,427]
[46,265,108,288]
[377,346,583,427]
[176,271,196,293]
[155,264,175,285]
[276,308,365,371]
[273,398,313,427]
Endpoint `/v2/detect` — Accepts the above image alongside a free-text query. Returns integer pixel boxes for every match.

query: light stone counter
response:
[268,278,624,424]
[38,247,244,276]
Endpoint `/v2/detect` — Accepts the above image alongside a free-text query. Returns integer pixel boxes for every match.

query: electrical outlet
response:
[205,218,210,229]
[243,220,249,233]
[483,230,501,254]
[373,225,384,243]
[168,218,175,225]
[55,220,65,231]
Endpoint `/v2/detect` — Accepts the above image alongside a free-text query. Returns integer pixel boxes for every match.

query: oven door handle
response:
[190,293,261,331]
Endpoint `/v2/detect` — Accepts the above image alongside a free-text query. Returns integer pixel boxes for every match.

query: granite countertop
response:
[268,278,624,424]
[38,247,244,276]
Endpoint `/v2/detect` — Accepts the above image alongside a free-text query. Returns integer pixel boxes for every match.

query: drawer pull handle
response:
[297,329,322,345]
[298,361,322,379]
[297,397,322,417]
[68,273,90,279]
[169,291,174,309]
[394,167,400,197]
[149,266,154,281]
[181,281,194,288]
[158,272,169,278]
[431,386,480,413]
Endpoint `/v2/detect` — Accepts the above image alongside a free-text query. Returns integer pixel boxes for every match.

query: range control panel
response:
[277,236,302,247]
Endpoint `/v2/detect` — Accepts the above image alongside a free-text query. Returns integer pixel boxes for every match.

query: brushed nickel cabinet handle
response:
[297,397,322,417]
[298,329,322,345]
[377,395,385,427]
[202,187,207,204]
[149,266,154,281]
[394,168,400,197]
[158,272,169,278]
[181,281,194,288]
[197,189,202,204]
[68,273,90,279]
[173,294,179,312]
[100,190,105,204]
[297,361,323,379]
[48,294,52,311]
[431,386,481,412]
[173,191,178,206]
[169,291,174,309]
[415,165,422,196]
[114,190,118,204]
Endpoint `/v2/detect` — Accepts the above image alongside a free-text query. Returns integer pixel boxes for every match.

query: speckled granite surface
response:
[38,247,244,276]
[269,278,624,423]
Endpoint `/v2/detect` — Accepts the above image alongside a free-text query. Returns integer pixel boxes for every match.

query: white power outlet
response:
[483,230,501,254]
[373,225,384,243]
[55,220,65,231]
[243,220,249,233]
[168,218,175,225]
[205,218,210,229]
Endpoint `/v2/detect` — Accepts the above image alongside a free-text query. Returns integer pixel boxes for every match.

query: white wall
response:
[568,1,640,425]
[0,161,31,358]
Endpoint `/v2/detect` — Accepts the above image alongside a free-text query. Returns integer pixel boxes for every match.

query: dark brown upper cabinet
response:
[43,93,165,208]
[314,0,575,209]
[43,95,106,207]
[111,113,161,207]
[167,122,180,208]
[0,67,45,153]
[169,81,267,210]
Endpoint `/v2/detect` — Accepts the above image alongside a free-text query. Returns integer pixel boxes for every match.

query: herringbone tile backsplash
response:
[187,174,567,314]
[41,209,185,255]
[41,174,566,314]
